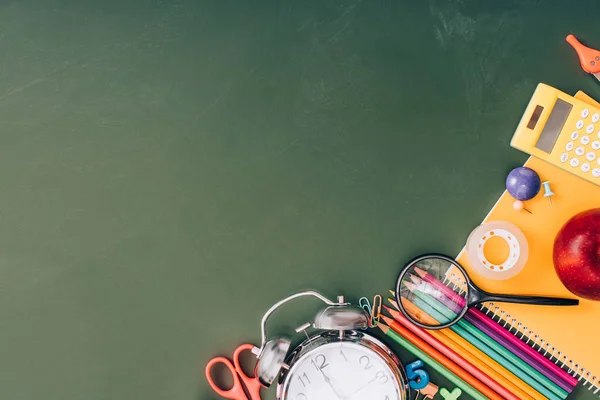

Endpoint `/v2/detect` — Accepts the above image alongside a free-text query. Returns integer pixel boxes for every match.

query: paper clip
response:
[359,296,382,328]
[359,297,373,328]
[371,295,382,327]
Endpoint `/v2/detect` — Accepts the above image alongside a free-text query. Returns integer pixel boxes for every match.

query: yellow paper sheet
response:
[457,93,600,385]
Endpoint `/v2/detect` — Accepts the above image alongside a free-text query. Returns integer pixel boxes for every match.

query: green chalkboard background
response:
[0,1,598,399]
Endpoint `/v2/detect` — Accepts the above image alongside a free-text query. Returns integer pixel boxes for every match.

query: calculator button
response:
[581,136,591,145]
[576,146,585,156]
[566,141,574,151]
[582,163,591,173]
[576,120,585,129]
[594,168,600,178]
[571,131,579,140]
[582,109,590,118]
[561,153,569,163]
[570,158,580,167]
[587,124,595,134]
[587,152,597,161]
[594,141,600,150]
[593,113,600,122]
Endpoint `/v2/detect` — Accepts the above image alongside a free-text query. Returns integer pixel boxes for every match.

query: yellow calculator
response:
[511,83,600,184]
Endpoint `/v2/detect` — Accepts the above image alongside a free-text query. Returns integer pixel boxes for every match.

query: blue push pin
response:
[542,181,554,205]
[439,387,462,400]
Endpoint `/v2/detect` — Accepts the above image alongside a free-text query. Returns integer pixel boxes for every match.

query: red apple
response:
[553,208,600,300]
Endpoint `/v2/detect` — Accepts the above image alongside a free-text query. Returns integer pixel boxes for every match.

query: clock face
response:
[281,341,402,400]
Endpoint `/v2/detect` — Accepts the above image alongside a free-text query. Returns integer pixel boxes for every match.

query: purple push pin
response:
[506,167,541,201]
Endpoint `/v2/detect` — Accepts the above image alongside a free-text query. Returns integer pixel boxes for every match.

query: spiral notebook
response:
[456,92,600,396]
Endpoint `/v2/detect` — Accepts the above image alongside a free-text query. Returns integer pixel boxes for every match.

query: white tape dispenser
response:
[465,221,529,280]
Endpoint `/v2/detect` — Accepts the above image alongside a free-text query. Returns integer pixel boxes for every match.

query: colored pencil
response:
[392,296,564,400]
[414,266,466,306]
[405,276,574,393]
[381,313,519,400]
[411,268,579,389]
[394,286,572,398]
[407,274,463,314]
[384,305,536,400]
[407,285,568,400]
[464,311,572,392]
[468,307,578,388]
[381,317,503,400]
[402,281,458,322]
[392,299,542,400]
[405,278,574,393]
[394,297,550,400]
[377,323,489,400]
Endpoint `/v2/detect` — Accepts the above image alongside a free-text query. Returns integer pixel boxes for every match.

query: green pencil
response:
[378,323,488,400]
[409,291,566,400]
[403,281,457,322]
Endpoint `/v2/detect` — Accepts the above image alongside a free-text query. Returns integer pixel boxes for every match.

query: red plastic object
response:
[205,344,263,400]
[566,34,600,74]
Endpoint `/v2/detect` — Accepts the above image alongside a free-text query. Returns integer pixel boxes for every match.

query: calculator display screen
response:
[535,98,573,153]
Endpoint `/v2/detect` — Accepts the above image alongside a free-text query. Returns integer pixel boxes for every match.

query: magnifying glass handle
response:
[483,293,579,306]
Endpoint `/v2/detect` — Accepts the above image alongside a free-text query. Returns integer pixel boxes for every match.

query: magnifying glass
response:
[395,254,579,330]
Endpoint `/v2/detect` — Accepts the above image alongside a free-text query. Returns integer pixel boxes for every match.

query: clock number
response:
[385,397,390,400]
[406,360,430,390]
[359,355,373,370]
[339,349,348,362]
[296,394,307,400]
[298,372,311,387]
[376,371,389,384]
[310,354,329,371]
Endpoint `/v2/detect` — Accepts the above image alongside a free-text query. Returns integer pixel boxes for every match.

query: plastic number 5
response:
[405,360,430,390]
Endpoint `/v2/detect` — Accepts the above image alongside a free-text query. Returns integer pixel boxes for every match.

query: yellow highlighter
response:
[511,83,600,184]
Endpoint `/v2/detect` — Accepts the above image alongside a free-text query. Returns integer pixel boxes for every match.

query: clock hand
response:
[316,368,343,400]
[345,375,378,399]
[324,375,344,400]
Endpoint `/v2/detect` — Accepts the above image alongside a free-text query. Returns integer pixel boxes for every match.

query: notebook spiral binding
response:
[446,273,600,396]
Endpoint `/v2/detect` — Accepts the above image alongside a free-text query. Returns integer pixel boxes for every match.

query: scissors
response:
[205,343,262,400]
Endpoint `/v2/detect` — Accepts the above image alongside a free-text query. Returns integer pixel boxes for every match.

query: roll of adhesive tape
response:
[465,221,529,280]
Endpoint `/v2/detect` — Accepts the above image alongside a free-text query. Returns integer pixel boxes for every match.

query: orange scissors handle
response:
[205,344,262,400]
[566,34,600,74]
[205,356,249,400]
[232,344,262,400]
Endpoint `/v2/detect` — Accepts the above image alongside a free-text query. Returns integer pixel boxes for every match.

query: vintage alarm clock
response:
[251,291,410,400]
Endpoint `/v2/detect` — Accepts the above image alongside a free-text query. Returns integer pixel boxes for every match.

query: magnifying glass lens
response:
[398,257,469,328]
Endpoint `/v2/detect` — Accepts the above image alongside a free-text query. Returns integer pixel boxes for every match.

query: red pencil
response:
[382,307,521,400]
[380,315,505,400]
